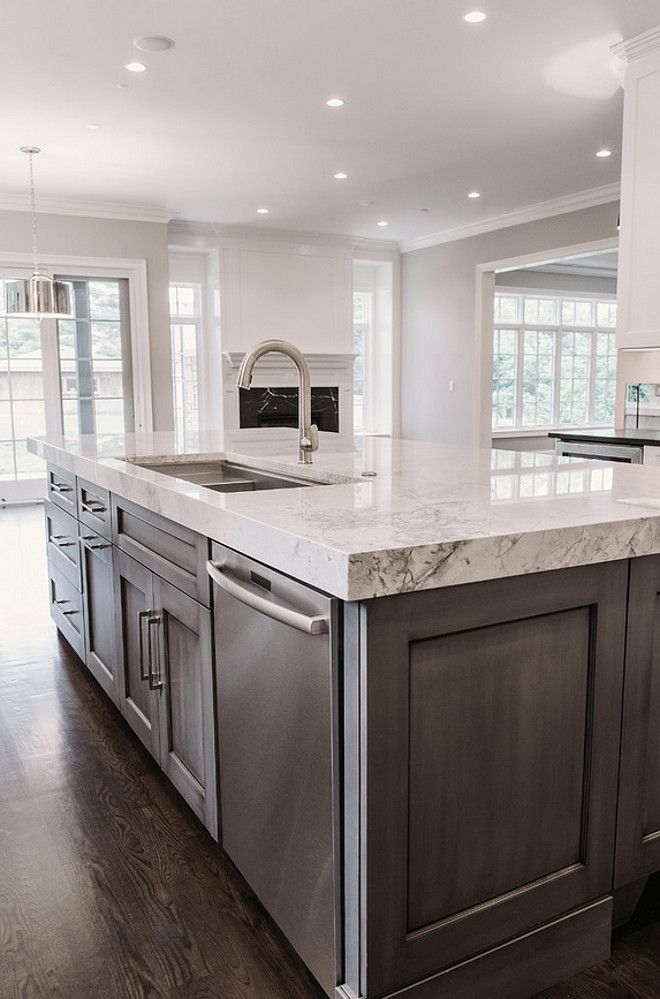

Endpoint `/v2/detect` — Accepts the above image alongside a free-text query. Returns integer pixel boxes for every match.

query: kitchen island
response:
[27,431,660,999]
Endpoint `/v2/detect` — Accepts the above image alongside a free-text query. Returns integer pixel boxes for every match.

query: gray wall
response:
[401,202,620,447]
[0,210,173,430]
[495,269,617,295]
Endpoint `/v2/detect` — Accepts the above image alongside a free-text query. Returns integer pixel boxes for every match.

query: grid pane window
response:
[521,331,554,427]
[492,292,617,430]
[0,279,45,481]
[169,284,201,447]
[353,291,371,433]
[56,278,130,437]
[559,331,590,425]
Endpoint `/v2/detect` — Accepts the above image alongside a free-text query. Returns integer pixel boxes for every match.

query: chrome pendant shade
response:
[5,273,71,319]
[5,146,72,319]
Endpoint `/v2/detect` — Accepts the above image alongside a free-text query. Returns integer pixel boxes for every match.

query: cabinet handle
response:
[51,535,74,548]
[80,534,111,550]
[148,614,165,691]
[62,608,79,617]
[81,500,107,515]
[51,482,72,494]
[54,598,70,605]
[138,609,153,681]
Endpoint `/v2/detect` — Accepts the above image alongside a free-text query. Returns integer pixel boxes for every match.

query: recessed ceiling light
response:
[596,148,612,158]
[357,199,375,207]
[133,35,175,52]
[467,190,481,198]
[85,122,101,130]
[124,61,147,73]
[334,171,348,180]
[257,207,269,214]
[464,11,487,22]
[115,82,128,89]
[420,208,430,213]
[326,97,344,108]
[377,220,389,227]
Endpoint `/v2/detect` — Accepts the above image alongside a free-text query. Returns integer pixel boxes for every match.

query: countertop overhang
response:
[548,428,660,447]
[27,430,660,600]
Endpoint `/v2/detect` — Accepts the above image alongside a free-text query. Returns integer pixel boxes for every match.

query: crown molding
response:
[168,219,400,254]
[0,192,173,224]
[399,183,620,253]
[612,25,660,63]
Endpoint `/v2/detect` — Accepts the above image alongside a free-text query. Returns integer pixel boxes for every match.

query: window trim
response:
[493,287,617,433]
[169,281,203,447]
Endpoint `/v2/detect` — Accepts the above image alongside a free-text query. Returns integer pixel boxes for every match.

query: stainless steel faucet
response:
[236,340,319,464]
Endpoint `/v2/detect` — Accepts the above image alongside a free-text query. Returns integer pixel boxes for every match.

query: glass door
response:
[0,272,51,503]
[56,277,134,437]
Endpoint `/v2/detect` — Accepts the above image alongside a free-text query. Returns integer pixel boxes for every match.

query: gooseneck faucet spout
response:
[236,340,319,464]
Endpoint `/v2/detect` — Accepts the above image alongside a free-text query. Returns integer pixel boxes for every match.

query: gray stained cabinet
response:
[80,529,119,707]
[355,561,628,998]
[616,555,660,886]
[114,549,217,837]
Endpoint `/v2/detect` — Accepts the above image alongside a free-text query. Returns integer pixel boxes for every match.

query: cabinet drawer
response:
[44,499,81,590]
[112,495,210,606]
[77,477,111,540]
[47,559,85,659]
[47,463,76,515]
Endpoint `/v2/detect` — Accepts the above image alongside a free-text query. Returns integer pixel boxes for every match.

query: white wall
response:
[401,202,620,447]
[0,210,173,430]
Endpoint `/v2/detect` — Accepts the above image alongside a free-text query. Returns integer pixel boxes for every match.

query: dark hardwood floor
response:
[1,504,660,999]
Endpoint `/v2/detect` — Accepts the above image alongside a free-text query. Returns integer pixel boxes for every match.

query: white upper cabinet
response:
[616,28,660,350]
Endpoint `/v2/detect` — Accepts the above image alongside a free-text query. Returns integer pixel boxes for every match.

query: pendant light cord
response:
[28,150,39,275]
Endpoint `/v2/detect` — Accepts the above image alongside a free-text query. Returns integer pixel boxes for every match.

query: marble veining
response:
[27,429,660,600]
[239,386,339,432]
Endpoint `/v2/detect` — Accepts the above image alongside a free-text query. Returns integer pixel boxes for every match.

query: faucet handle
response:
[301,425,319,452]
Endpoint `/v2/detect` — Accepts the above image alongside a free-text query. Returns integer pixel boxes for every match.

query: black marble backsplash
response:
[239,386,339,433]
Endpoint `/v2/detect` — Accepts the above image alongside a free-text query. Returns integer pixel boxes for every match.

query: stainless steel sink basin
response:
[130,459,325,493]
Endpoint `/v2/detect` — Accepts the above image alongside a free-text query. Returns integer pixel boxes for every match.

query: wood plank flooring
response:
[1,504,660,999]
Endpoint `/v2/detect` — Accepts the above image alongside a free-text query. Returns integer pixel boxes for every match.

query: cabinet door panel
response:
[362,562,627,997]
[153,576,217,838]
[113,549,160,760]
[616,555,660,884]
[80,532,118,706]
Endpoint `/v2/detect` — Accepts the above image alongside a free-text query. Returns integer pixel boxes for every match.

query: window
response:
[169,283,201,447]
[492,291,617,430]
[57,278,132,436]
[0,279,46,482]
[353,261,393,435]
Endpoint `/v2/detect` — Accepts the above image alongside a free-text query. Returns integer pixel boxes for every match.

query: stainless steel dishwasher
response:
[207,543,340,996]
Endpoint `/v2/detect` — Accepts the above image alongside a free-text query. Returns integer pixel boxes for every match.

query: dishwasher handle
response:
[206,560,329,635]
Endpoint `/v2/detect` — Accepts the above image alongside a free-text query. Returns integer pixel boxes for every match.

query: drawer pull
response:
[62,608,80,617]
[80,534,111,550]
[51,535,74,548]
[81,500,107,515]
[54,598,70,605]
[51,482,73,494]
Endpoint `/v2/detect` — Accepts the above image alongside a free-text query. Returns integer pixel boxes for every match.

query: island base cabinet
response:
[152,575,217,839]
[113,549,217,837]
[114,550,161,761]
[79,531,119,707]
[347,561,628,999]
[616,555,660,886]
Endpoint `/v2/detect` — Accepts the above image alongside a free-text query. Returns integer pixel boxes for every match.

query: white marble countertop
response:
[27,429,660,600]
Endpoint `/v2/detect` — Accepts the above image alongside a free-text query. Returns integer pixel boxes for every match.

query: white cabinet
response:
[643,445,660,466]
[616,29,660,350]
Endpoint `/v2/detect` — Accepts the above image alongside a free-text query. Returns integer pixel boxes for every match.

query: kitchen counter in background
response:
[28,429,660,600]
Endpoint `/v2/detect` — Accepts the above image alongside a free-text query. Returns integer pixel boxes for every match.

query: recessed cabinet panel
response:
[46,463,77,516]
[77,477,111,541]
[616,558,660,885]
[47,558,85,659]
[153,576,217,837]
[407,607,590,931]
[113,549,160,761]
[44,499,80,589]
[80,531,118,706]
[362,562,627,998]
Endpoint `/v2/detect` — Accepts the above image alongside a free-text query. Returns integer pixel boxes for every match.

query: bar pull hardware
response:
[54,598,70,605]
[80,534,111,550]
[51,535,74,548]
[206,560,329,635]
[81,499,107,515]
[148,614,165,691]
[62,609,79,617]
[138,609,153,681]
[51,482,72,494]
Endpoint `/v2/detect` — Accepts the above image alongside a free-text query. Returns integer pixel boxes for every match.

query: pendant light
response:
[5,147,72,318]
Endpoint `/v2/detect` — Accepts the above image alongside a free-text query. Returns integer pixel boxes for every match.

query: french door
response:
[0,269,135,503]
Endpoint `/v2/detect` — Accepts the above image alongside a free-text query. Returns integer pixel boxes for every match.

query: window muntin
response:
[492,291,617,431]
[169,283,201,447]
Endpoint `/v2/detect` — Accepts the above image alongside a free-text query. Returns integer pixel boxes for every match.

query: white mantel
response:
[222,351,356,440]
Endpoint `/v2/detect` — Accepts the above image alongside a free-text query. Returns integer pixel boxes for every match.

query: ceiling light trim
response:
[612,26,660,62]
[0,191,174,224]
[399,182,620,253]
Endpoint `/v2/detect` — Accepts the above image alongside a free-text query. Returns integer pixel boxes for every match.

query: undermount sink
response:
[129,459,326,493]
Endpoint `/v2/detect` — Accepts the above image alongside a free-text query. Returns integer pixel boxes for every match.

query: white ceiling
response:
[1,0,658,242]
